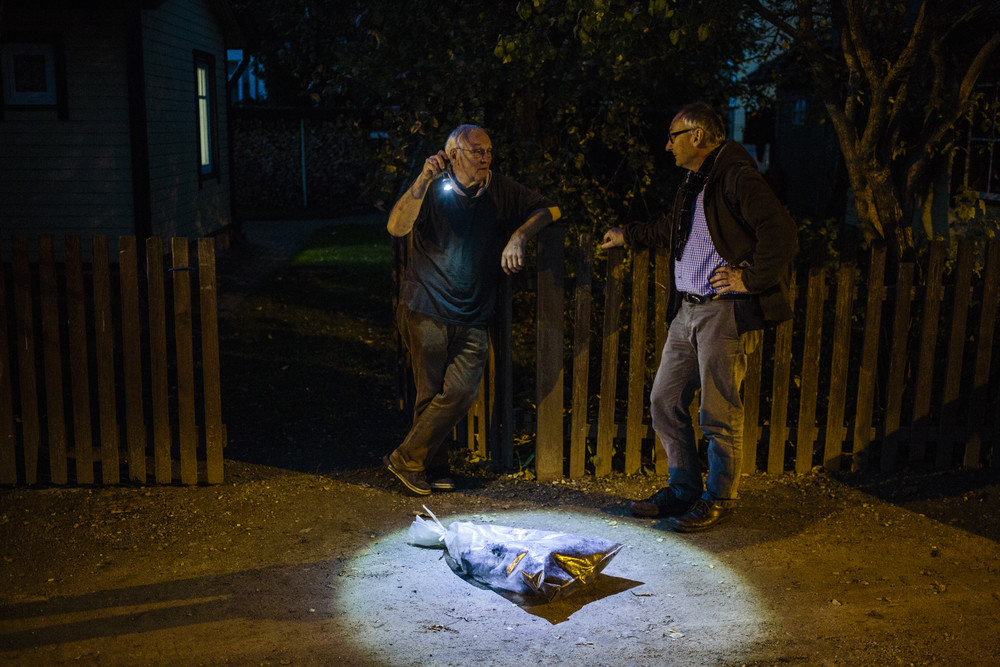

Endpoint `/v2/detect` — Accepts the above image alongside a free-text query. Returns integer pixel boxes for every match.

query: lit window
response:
[195,51,217,180]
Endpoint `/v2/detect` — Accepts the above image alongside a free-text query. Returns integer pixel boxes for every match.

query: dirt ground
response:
[2,219,1000,665]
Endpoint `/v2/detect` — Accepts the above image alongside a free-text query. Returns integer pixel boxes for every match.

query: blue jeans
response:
[389,305,489,473]
[649,300,761,505]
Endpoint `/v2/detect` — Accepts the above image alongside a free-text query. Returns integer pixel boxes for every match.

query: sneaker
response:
[631,487,694,518]
[383,455,431,496]
[669,498,732,533]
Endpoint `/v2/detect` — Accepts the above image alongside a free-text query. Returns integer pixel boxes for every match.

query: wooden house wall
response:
[0,3,135,247]
[142,0,231,240]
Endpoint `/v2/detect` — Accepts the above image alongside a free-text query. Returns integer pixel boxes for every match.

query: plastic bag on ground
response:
[407,507,623,601]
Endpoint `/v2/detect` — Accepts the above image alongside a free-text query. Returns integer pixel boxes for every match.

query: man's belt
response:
[680,292,752,304]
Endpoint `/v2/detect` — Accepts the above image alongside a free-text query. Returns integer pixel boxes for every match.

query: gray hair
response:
[675,103,726,145]
[445,124,487,156]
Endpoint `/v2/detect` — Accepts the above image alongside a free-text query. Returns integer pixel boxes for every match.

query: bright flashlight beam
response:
[334,509,771,665]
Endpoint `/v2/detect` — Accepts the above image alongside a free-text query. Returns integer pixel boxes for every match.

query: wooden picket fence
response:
[449,228,1000,480]
[0,234,225,486]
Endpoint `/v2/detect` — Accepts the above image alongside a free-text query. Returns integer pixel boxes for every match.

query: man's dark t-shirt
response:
[399,172,554,326]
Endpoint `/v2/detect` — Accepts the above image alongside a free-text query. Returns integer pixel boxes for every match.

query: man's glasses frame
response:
[458,147,493,159]
[668,128,697,143]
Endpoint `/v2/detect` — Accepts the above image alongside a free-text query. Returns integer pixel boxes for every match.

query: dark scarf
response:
[673,143,724,256]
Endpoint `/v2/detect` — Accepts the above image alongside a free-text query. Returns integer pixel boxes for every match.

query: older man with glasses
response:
[384,124,560,495]
[602,102,797,532]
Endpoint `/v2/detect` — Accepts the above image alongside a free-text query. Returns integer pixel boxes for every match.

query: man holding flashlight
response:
[385,124,560,495]
[602,103,797,532]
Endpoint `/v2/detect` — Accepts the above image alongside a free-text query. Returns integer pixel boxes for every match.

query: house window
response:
[1,37,67,117]
[966,82,999,200]
[195,51,218,181]
[792,98,807,126]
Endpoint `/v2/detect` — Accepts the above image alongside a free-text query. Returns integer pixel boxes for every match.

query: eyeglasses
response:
[458,147,493,159]
[668,128,696,143]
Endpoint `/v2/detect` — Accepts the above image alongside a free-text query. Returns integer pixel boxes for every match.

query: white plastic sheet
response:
[408,507,623,601]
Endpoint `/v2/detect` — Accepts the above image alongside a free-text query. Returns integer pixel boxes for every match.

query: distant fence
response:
[0,234,225,486]
[411,229,1000,480]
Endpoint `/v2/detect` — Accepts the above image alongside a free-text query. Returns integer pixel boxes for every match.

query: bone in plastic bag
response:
[408,507,623,601]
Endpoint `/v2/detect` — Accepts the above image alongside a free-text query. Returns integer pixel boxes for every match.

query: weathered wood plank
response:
[0,235,17,485]
[92,236,120,485]
[852,245,885,472]
[882,263,914,472]
[119,237,147,483]
[172,238,198,485]
[824,263,855,471]
[199,239,225,484]
[768,273,796,476]
[596,248,625,477]
[963,239,999,468]
[910,241,945,463]
[625,249,650,475]
[796,267,825,474]
[39,236,68,484]
[570,234,593,479]
[535,226,565,481]
[65,236,94,485]
[937,239,973,469]
[146,237,172,484]
[12,234,41,484]
[653,248,670,475]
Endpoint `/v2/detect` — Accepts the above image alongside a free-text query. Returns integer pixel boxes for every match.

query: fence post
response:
[882,262,915,472]
[796,266,826,474]
[966,239,1000,468]
[569,233,592,478]
[535,225,565,481]
[596,248,625,477]
[0,234,16,484]
[852,244,886,472]
[625,250,650,475]
[938,239,974,469]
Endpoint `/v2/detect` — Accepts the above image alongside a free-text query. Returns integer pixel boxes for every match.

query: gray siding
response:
[0,3,134,242]
[142,0,231,239]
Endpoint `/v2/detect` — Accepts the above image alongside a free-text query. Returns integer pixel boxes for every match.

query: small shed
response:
[0,0,247,255]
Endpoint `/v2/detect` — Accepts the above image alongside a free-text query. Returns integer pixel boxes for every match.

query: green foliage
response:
[233,0,757,241]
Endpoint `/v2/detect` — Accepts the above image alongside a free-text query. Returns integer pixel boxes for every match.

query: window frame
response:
[194,49,219,184]
[964,81,1000,202]
[0,34,68,119]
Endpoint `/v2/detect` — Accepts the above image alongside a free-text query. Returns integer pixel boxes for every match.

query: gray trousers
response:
[650,300,762,505]
[389,305,489,473]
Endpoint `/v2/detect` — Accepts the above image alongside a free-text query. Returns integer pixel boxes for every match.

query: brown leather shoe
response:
[669,498,732,532]
[631,487,695,518]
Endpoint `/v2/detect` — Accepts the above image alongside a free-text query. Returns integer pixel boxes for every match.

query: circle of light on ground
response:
[334,509,774,666]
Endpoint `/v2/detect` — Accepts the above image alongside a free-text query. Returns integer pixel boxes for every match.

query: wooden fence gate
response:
[0,234,225,486]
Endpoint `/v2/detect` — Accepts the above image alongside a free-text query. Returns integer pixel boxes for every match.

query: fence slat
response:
[625,250,649,475]
[966,239,1000,468]
[796,267,825,474]
[570,234,593,478]
[653,249,670,475]
[120,237,147,483]
[173,238,198,485]
[742,341,763,474]
[146,238,172,483]
[535,227,565,482]
[12,234,40,484]
[852,245,885,471]
[824,263,855,470]
[882,263,915,472]
[39,236,68,484]
[0,234,16,484]
[596,248,625,477]
[768,273,796,476]
[938,239,974,469]
[65,236,94,485]
[911,241,945,463]
[93,236,120,484]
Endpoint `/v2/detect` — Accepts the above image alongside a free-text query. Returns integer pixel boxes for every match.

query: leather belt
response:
[680,292,751,304]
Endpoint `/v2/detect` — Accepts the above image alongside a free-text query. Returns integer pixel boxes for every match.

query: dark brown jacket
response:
[624,140,797,327]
